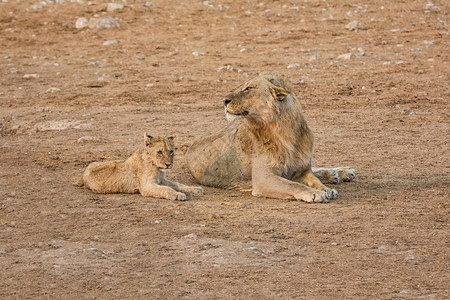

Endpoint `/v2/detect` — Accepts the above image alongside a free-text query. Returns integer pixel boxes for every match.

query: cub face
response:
[143,134,176,170]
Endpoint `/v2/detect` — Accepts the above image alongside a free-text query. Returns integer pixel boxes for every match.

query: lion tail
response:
[74,176,84,187]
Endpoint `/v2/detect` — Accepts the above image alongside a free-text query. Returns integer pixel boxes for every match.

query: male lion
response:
[185,73,355,203]
[76,134,204,201]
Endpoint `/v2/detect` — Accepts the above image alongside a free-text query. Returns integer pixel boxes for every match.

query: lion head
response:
[142,133,176,170]
[222,73,311,168]
[223,74,292,125]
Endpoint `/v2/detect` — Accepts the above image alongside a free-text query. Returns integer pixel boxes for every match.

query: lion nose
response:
[166,163,172,168]
[224,98,232,106]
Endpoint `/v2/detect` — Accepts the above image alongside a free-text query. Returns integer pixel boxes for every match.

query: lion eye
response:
[157,150,163,155]
[242,86,251,93]
[169,150,174,155]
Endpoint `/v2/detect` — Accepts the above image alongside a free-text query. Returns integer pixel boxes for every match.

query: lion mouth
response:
[226,110,249,116]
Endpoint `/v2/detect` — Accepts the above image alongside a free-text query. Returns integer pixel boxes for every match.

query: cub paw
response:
[185,186,204,195]
[169,192,187,201]
[336,167,356,182]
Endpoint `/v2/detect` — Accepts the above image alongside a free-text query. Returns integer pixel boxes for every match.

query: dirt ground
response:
[0,0,449,299]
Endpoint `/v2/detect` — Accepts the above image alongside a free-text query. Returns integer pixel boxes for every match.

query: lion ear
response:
[270,84,289,101]
[144,132,153,146]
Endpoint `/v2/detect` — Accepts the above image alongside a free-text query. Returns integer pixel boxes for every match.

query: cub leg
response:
[312,167,356,184]
[160,177,204,195]
[140,182,187,201]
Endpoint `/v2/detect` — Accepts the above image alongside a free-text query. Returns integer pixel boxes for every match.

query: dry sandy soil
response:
[0,0,449,299]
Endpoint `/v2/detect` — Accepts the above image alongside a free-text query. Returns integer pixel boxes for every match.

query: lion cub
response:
[76,133,204,201]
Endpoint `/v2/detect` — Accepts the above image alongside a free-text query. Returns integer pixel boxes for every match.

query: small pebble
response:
[309,54,320,61]
[287,63,301,69]
[107,3,124,12]
[345,20,359,31]
[357,47,365,56]
[46,87,61,93]
[75,17,89,29]
[23,74,40,79]
[77,136,102,143]
[102,40,119,46]
[336,53,355,60]
[192,51,205,56]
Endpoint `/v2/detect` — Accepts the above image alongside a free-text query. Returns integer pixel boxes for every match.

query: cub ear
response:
[144,132,153,146]
[168,136,177,142]
[269,83,289,101]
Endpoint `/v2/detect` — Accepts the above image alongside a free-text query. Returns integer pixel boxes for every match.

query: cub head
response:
[142,133,176,170]
[223,74,291,125]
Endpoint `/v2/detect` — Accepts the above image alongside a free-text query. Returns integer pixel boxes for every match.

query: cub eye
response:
[157,150,163,155]
[242,86,251,93]
[169,150,174,155]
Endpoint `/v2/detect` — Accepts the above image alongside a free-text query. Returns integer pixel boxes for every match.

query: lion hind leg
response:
[312,168,340,184]
[312,167,355,184]
[334,167,356,182]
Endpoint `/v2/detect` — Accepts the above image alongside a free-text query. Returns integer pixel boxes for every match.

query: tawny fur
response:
[76,134,204,201]
[185,73,355,203]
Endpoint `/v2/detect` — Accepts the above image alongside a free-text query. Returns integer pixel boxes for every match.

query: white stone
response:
[89,17,122,29]
[46,87,61,93]
[425,1,440,11]
[309,54,321,61]
[73,123,92,130]
[287,63,301,69]
[33,120,82,131]
[107,3,123,12]
[345,20,359,31]
[192,51,205,56]
[336,53,355,60]
[77,136,102,143]
[357,47,365,56]
[102,39,119,46]
[23,74,41,79]
[75,17,89,29]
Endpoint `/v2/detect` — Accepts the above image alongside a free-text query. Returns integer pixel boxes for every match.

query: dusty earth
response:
[0,0,449,299]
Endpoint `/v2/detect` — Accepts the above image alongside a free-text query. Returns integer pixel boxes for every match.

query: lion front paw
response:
[296,190,329,203]
[336,167,356,182]
[325,188,338,200]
